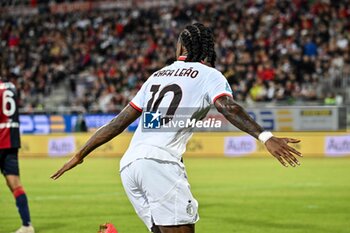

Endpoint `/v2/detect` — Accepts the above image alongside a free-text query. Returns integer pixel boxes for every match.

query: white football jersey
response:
[120,57,232,171]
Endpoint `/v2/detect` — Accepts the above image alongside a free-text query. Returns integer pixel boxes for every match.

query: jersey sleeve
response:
[129,81,148,112]
[206,70,233,104]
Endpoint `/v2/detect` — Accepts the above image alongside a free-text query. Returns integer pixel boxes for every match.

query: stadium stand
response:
[0,0,349,113]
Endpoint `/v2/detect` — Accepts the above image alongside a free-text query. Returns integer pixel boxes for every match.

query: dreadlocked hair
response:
[180,23,216,67]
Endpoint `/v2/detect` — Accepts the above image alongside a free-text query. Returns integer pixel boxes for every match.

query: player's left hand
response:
[50,155,84,180]
[265,137,302,167]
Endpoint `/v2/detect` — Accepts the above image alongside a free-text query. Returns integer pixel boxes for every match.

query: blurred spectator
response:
[75,114,88,132]
[324,93,337,105]
[249,79,266,101]
[303,38,318,57]
[257,62,275,81]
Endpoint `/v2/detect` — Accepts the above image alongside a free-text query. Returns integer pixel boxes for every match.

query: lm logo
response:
[143,111,161,129]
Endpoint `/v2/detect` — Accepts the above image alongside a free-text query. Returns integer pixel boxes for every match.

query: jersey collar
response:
[177,56,208,65]
[177,56,187,61]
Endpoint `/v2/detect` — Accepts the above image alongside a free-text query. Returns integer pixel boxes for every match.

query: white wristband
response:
[258,131,274,144]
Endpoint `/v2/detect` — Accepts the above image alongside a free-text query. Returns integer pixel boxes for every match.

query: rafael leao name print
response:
[153,67,199,78]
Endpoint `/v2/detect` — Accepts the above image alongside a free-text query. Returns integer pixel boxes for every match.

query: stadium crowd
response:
[0,0,349,112]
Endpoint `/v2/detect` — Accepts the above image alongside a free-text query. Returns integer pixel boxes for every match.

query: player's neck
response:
[177,55,212,67]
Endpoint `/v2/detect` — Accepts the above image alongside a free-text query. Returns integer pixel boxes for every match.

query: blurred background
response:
[0,0,349,150]
[0,1,350,233]
[0,0,349,154]
[1,0,349,113]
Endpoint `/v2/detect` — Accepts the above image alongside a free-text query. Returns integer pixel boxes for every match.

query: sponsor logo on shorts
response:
[186,200,195,217]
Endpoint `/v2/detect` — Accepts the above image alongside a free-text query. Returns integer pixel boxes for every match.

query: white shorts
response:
[120,158,199,231]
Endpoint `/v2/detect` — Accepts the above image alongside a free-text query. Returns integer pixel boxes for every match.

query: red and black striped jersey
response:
[0,81,21,149]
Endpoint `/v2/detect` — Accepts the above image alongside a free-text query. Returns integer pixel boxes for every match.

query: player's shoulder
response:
[160,62,179,72]
[197,64,225,82]
[141,65,172,88]
[146,63,181,83]
[149,64,173,78]
[204,65,223,77]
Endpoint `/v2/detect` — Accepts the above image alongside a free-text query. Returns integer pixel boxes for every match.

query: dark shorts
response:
[0,148,19,176]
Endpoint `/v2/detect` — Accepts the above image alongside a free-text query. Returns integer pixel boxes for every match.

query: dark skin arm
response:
[51,105,141,180]
[215,95,302,167]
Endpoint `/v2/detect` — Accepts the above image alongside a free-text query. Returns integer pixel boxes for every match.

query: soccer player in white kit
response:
[52,23,302,233]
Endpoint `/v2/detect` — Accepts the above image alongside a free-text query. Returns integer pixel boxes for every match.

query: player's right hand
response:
[265,137,302,167]
[50,155,84,180]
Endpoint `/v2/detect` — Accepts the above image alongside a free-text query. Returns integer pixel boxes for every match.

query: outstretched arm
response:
[51,105,141,180]
[214,95,302,167]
